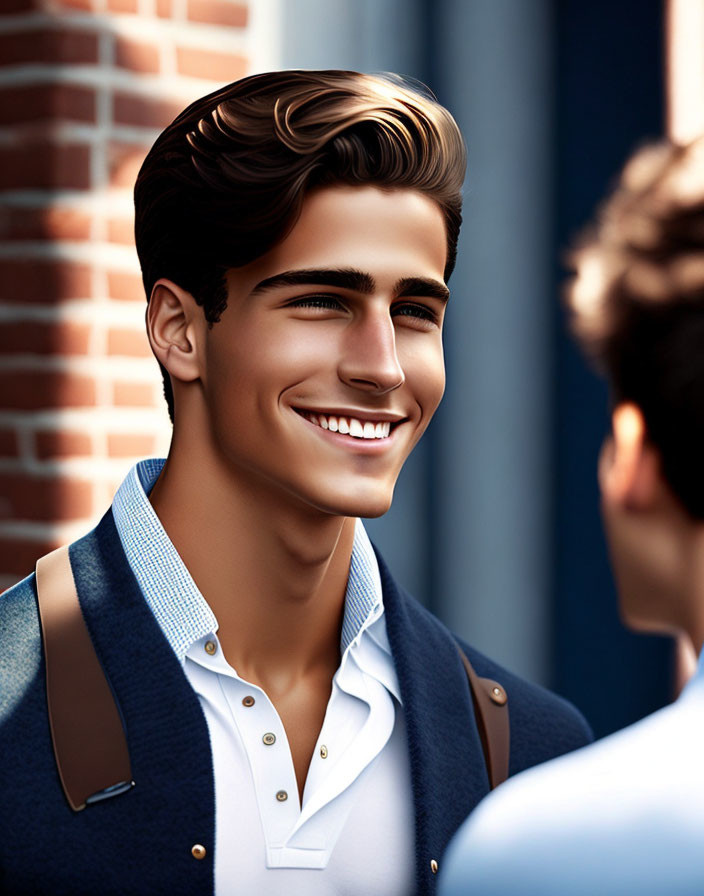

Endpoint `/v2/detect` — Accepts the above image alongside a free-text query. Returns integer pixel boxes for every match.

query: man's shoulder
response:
[386,576,592,765]
[0,572,42,712]
[457,635,593,767]
[1,569,36,613]
[0,513,121,669]
[440,691,704,895]
[431,637,592,778]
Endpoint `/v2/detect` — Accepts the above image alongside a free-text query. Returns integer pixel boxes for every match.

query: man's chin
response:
[312,486,395,520]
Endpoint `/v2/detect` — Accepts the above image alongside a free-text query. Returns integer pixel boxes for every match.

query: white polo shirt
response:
[112,459,415,895]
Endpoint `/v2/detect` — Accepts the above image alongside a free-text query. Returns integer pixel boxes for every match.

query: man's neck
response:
[148,450,356,695]
[685,527,704,657]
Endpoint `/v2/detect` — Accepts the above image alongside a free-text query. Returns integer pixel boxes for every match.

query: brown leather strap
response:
[35,545,133,812]
[457,645,510,790]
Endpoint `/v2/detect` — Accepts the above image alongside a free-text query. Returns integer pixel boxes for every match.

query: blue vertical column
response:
[428,0,555,685]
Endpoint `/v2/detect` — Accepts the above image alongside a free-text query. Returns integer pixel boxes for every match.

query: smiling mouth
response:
[295,409,400,440]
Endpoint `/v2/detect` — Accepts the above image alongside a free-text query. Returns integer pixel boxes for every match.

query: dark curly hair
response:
[134,70,466,421]
[566,138,704,519]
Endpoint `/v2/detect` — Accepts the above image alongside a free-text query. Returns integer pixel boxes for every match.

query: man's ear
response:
[146,279,202,384]
[599,403,661,510]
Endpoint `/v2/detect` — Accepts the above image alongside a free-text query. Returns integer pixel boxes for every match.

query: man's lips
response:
[293,408,405,441]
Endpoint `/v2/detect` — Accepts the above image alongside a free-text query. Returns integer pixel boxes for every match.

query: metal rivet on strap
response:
[276,790,288,802]
[262,732,276,746]
[242,695,255,707]
[320,744,328,759]
[430,859,439,874]
[490,685,507,706]
[191,844,207,860]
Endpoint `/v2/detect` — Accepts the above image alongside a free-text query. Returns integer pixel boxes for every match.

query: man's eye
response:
[392,303,438,324]
[289,295,344,310]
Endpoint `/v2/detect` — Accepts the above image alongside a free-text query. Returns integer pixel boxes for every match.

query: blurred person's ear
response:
[146,279,202,385]
[599,403,661,511]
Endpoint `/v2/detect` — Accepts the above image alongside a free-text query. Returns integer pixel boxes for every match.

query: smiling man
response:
[0,71,591,896]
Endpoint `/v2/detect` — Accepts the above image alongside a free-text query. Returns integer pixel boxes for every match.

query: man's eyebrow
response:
[250,268,375,296]
[394,277,450,303]
[249,268,449,303]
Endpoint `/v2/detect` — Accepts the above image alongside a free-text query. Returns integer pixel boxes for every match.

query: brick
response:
[0,206,92,242]
[0,370,97,410]
[0,537,61,578]
[0,472,93,521]
[0,321,92,355]
[35,429,92,459]
[108,142,148,188]
[0,29,98,67]
[0,0,42,13]
[114,36,160,74]
[0,84,95,126]
[107,0,138,10]
[107,328,152,357]
[108,432,156,457]
[187,0,248,28]
[113,92,182,129]
[176,46,247,82]
[0,143,92,191]
[0,260,92,303]
[0,429,19,458]
[53,0,94,10]
[156,0,173,17]
[107,269,145,302]
[113,380,156,407]
[107,216,134,244]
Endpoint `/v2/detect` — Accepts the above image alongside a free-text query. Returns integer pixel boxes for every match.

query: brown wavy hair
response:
[134,70,466,420]
[566,138,704,518]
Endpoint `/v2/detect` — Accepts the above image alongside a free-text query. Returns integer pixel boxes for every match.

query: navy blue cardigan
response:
[0,509,592,895]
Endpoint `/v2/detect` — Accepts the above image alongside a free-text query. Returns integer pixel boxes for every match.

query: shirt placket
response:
[195,636,301,851]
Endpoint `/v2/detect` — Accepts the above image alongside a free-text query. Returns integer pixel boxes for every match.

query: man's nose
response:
[337,308,405,395]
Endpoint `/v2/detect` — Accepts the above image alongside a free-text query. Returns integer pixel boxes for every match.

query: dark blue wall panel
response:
[553,0,674,738]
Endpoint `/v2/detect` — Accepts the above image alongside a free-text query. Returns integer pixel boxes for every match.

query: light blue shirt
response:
[111,458,387,662]
[440,650,704,895]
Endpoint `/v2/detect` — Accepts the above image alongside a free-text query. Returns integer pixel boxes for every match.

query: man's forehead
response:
[225,185,449,296]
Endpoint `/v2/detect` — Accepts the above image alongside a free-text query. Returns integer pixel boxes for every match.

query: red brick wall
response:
[0,0,253,588]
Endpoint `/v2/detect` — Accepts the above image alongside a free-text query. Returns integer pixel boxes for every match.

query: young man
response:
[440,137,704,895]
[0,71,590,896]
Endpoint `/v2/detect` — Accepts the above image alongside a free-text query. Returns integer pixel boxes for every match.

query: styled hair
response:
[566,138,704,519]
[134,69,466,420]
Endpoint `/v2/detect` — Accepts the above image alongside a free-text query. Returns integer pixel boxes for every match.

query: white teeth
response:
[349,419,364,438]
[301,410,395,440]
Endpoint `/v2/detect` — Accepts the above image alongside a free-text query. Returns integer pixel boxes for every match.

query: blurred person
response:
[0,70,591,896]
[440,136,704,896]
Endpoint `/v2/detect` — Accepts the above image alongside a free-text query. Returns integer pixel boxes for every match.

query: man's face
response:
[198,184,448,519]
